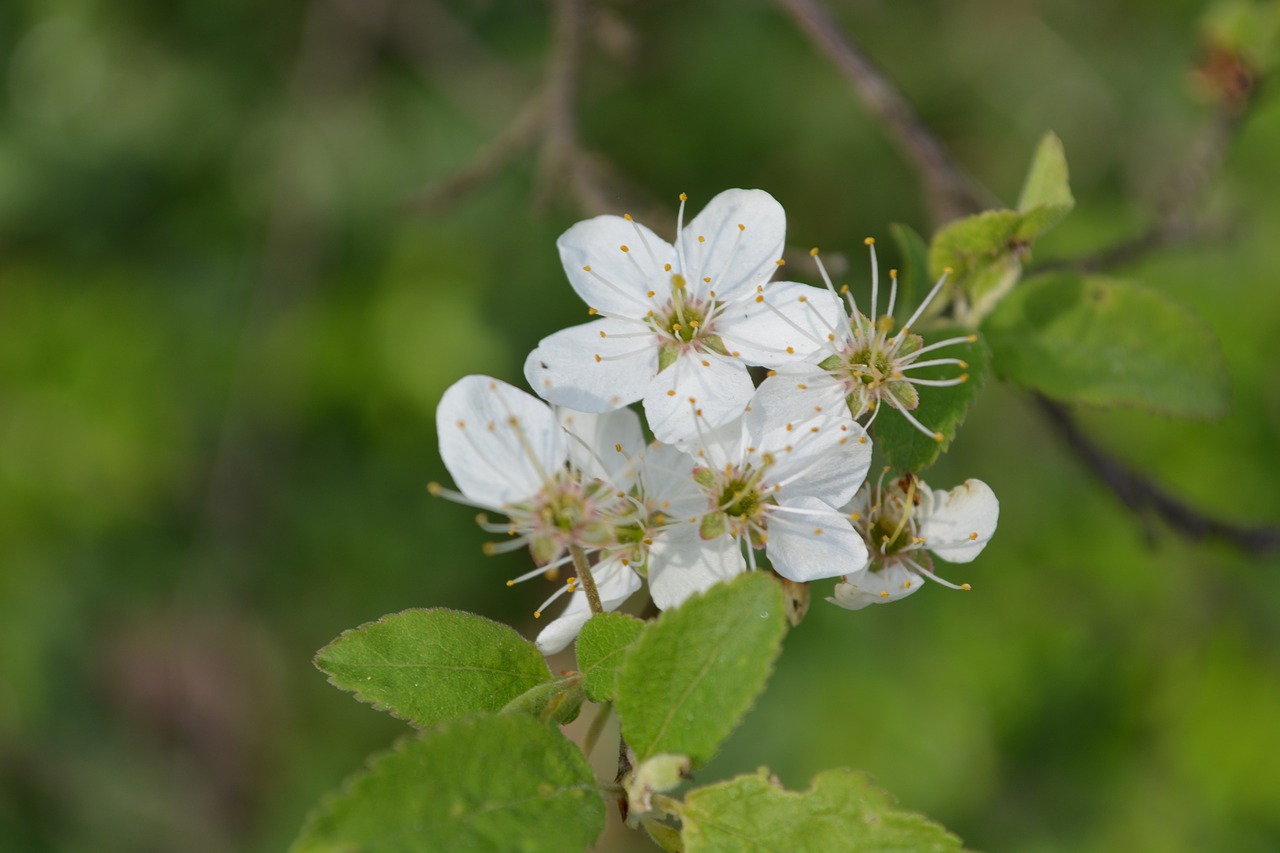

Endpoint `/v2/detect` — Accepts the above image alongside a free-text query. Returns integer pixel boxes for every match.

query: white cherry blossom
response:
[828,472,999,610]
[772,241,974,440]
[431,375,650,652]
[524,189,843,443]
[646,374,873,609]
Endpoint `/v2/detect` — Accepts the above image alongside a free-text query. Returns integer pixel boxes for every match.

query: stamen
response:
[900,267,951,332]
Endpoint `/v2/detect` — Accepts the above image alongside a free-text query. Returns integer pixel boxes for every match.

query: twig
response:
[774,0,995,228]
[569,544,605,615]
[404,95,547,214]
[1036,396,1280,555]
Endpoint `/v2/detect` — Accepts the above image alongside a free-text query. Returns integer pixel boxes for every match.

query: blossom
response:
[645,374,873,609]
[524,189,843,443]
[827,472,999,610]
[431,375,648,652]
[773,241,974,440]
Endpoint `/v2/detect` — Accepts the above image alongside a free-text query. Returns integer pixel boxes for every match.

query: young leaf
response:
[576,611,645,704]
[291,714,604,853]
[681,768,966,853]
[315,608,555,728]
[1017,131,1074,219]
[873,328,990,472]
[981,272,1230,417]
[888,222,929,316]
[615,572,786,767]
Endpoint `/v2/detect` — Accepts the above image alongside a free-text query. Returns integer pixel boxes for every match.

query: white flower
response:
[431,375,647,653]
[828,473,999,610]
[646,374,873,609]
[774,241,974,440]
[524,189,844,443]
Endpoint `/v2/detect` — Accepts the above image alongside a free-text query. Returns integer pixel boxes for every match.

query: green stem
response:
[582,701,612,758]
[570,544,604,615]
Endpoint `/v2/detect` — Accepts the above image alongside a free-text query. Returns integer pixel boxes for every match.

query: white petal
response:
[919,479,1000,563]
[827,561,923,610]
[765,496,868,583]
[643,352,754,444]
[745,373,871,506]
[680,189,785,301]
[534,559,642,655]
[436,375,566,508]
[557,407,645,485]
[647,524,746,610]
[524,318,658,413]
[638,442,706,520]
[718,281,845,367]
[558,216,675,317]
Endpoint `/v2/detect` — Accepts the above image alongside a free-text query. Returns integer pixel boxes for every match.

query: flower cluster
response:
[432,189,999,653]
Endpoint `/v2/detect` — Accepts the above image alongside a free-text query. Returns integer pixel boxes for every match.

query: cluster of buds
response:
[432,190,999,653]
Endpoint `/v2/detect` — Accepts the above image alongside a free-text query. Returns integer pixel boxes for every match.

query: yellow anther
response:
[961,583,972,591]
[599,330,607,338]
[864,237,875,245]
[664,263,672,272]
[879,591,891,598]
[890,269,898,278]
[933,432,944,442]
[960,373,970,382]
[738,223,745,231]
[755,295,764,303]
[594,354,602,362]
[967,334,978,342]
[689,319,700,328]
[427,482,442,496]
[969,532,979,540]
[703,276,711,283]
[533,610,542,619]
[813,528,823,535]
[701,359,710,366]
[620,244,630,252]
[582,265,591,271]
[776,259,786,266]
[624,213,633,220]
[810,247,820,256]
[506,579,515,587]
[849,512,861,521]
[785,346,794,354]
[959,360,969,369]
[943,266,953,274]
[667,389,676,397]
[679,192,688,201]
[697,235,705,243]
[588,307,598,315]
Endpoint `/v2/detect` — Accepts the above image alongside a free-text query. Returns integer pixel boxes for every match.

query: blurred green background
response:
[2,1,1279,850]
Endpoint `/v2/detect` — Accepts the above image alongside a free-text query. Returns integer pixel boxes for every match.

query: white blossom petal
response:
[647,525,746,610]
[643,353,754,444]
[765,495,868,583]
[719,281,845,367]
[525,318,659,413]
[827,562,924,610]
[558,216,675,317]
[744,373,871,506]
[436,375,566,508]
[535,558,642,655]
[638,442,705,520]
[557,407,645,485]
[680,189,784,301]
[919,479,999,563]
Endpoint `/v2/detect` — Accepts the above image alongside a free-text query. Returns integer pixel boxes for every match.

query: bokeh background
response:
[3,1,1280,850]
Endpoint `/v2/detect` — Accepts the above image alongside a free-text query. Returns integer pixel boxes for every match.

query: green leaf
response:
[873,328,990,472]
[615,573,786,767]
[501,678,584,726]
[888,222,929,316]
[982,273,1230,417]
[291,714,604,853]
[315,608,556,728]
[681,768,966,853]
[929,209,1025,284]
[577,612,645,703]
[1017,131,1074,217]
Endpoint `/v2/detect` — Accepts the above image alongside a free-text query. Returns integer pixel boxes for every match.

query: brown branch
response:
[1036,396,1280,555]
[774,0,995,228]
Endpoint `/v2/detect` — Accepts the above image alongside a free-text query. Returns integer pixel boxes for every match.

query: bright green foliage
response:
[680,768,966,853]
[930,132,1074,325]
[291,714,604,853]
[982,273,1230,417]
[874,329,990,472]
[615,573,786,767]
[315,609,556,728]
[577,612,645,703]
